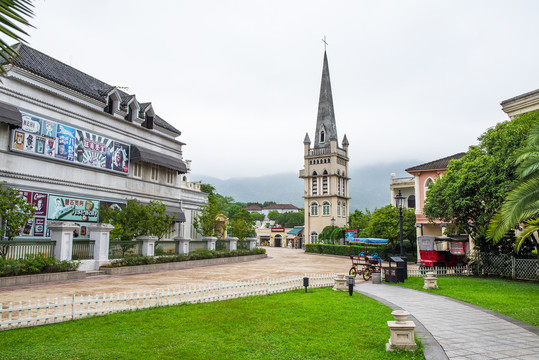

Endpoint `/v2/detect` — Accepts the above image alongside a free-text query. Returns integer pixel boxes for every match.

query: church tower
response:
[300,51,350,244]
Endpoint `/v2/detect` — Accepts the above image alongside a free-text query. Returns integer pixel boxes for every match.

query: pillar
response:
[138,235,157,256]
[202,236,217,251]
[175,236,191,254]
[48,222,78,261]
[227,237,238,251]
[246,237,258,250]
[88,223,114,268]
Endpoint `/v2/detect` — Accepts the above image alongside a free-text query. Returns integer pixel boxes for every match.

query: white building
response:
[0,44,206,241]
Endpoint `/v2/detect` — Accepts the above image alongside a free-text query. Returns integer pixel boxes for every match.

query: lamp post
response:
[394,190,405,258]
[331,217,335,244]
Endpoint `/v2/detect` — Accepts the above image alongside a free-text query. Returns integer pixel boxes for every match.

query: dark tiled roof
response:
[263,204,300,210]
[406,153,466,172]
[4,44,181,135]
[244,205,263,211]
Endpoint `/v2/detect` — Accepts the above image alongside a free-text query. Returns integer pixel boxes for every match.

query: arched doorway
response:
[274,234,282,247]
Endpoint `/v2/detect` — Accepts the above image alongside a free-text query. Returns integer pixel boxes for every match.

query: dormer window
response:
[125,99,140,123]
[141,106,155,130]
[104,89,121,115]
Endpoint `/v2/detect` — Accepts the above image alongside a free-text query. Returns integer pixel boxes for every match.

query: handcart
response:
[348,238,388,281]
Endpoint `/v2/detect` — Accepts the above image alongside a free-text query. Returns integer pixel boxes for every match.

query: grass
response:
[396,276,539,327]
[0,288,423,360]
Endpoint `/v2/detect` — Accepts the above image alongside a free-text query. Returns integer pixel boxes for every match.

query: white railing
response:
[0,273,335,331]
[408,266,471,277]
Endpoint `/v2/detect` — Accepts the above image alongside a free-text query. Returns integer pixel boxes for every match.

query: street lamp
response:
[331,217,335,244]
[394,190,406,258]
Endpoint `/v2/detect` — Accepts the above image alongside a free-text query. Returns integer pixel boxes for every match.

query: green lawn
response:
[396,276,539,327]
[0,288,423,360]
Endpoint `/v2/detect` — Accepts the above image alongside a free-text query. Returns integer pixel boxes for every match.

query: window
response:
[133,162,142,178]
[322,174,328,194]
[164,223,176,240]
[322,201,330,216]
[337,178,341,195]
[310,232,318,244]
[151,164,159,182]
[166,169,175,184]
[311,172,318,195]
[408,195,416,209]
[310,202,319,216]
[337,201,341,216]
[342,202,346,217]
[320,129,325,143]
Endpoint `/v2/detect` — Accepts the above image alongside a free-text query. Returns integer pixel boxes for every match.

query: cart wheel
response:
[362,268,372,281]
[349,267,357,277]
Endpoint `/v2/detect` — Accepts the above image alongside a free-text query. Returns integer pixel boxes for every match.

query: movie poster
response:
[31,192,48,216]
[112,142,130,173]
[13,130,24,149]
[75,130,115,169]
[56,124,76,161]
[33,217,46,237]
[24,133,36,152]
[48,195,99,222]
[45,137,56,157]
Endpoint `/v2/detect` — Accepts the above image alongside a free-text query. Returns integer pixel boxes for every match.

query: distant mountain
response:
[192,160,420,211]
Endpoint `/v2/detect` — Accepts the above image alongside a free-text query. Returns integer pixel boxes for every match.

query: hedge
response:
[305,243,416,262]
[104,248,266,268]
[0,255,80,277]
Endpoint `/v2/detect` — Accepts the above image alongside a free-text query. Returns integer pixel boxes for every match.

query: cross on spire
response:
[322,36,328,51]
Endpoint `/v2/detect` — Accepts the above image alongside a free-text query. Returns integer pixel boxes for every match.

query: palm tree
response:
[487,120,539,256]
[0,0,34,75]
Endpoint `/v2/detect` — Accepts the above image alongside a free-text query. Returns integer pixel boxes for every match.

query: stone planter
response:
[0,271,86,288]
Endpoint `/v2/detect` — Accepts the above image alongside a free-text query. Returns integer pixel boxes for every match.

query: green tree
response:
[423,113,536,254]
[348,209,372,237]
[262,201,276,208]
[0,184,35,257]
[0,0,34,76]
[250,211,265,222]
[143,200,174,243]
[368,205,416,250]
[267,210,280,222]
[487,120,539,257]
[101,199,147,241]
[193,192,223,237]
[227,209,255,240]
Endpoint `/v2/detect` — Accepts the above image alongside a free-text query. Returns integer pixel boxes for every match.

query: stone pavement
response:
[356,283,539,360]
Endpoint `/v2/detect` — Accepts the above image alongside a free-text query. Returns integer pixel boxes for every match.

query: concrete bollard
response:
[423,271,439,289]
[333,273,348,291]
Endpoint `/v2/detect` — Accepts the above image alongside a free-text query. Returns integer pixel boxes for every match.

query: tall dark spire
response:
[314,51,338,148]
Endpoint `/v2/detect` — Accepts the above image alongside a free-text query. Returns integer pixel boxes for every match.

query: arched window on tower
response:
[342,202,346,217]
[337,201,341,216]
[320,129,325,143]
[311,171,318,196]
[310,202,319,216]
[322,201,330,216]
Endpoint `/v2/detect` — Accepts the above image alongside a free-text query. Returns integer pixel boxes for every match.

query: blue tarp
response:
[349,238,389,244]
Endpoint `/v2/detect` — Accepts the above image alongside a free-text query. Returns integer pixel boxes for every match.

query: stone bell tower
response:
[299,50,350,245]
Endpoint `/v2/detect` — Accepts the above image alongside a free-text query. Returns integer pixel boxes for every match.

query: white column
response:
[48,222,78,261]
[203,236,217,251]
[138,236,157,256]
[175,236,191,254]
[88,223,114,268]
[246,237,258,250]
[227,237,238,251]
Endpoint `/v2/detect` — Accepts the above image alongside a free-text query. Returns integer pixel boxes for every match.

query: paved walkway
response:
[356,283,539,360]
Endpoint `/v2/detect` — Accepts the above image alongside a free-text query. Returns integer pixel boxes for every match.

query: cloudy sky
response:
[22,0,539,179]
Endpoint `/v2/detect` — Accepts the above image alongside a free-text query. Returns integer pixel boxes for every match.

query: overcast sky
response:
[22,0,539,179]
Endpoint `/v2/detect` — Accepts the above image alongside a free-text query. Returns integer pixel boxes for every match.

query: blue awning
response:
[349,238,389,244]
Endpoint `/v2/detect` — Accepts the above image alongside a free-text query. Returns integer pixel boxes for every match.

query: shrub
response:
[0,255,79,277]
[105,248,266,268]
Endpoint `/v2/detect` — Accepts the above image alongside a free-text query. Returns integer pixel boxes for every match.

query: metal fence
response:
[0,273,336,330]
[72,240,94,260]
[0,241,55,259]
[477,253,539,280]
[108,240,142,259]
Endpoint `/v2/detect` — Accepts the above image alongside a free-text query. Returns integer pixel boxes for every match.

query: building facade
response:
[0,44,205,241]
[299,51,350,245]
[389,173,415,209]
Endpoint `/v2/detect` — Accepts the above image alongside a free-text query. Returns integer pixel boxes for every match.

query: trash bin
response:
[397,256,408,280]
[384,256,405,283]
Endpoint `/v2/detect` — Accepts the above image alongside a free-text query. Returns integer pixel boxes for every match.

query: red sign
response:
[271,227,285,232]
